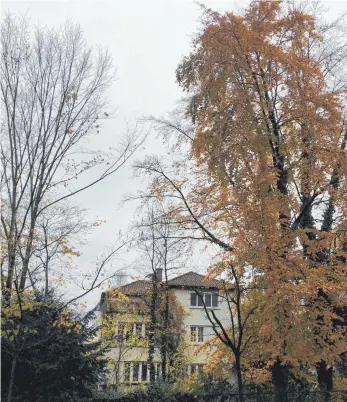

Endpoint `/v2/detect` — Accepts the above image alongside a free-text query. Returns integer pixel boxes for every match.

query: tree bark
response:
[7,356,17,402]
[272,358,287,402]
[316,360,333,392]
[148,276,158,383]
[160,267,169,381]
[235,354,243,402]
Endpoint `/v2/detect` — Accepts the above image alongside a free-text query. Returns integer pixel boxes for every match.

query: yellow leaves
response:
[59,239,81,257]
[108,288,129,302]
[53,311,82,334]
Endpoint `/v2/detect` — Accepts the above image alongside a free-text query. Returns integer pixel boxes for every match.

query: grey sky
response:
[2,0,347,308]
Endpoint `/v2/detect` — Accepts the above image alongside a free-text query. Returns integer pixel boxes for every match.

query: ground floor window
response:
[133,362,140,382]
[141,362,148,382]
[122,361,162,383]
[124,362,131,382]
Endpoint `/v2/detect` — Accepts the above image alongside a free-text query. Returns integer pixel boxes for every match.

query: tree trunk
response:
[160,276,169,381]
[7,356,17,402]
[316,360,333,392]
[4,242,16,301]
[148,277,158,383]
[272,359,286,402]
[19,207,39,290]
[4,176,19,300]
[235,354,243,402]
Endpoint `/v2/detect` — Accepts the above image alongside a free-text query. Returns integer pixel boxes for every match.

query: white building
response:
[99,270,231,388]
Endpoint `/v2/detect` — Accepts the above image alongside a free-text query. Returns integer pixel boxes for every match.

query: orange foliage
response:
[175,0,347,374]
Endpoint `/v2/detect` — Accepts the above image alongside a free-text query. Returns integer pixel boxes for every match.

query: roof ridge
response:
[119,278,147,286]
[167,270,221,281]
[167,270,204,280]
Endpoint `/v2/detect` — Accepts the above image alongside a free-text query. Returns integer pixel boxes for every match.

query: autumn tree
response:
[0,14,143,300]
[134,0,347,395]
[175,0,347,393]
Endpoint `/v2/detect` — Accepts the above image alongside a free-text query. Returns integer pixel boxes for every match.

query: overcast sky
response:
[2,0,347,308]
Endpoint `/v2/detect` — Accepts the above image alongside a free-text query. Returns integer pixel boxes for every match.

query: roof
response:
[167,271,223,289]
[117,280,151,296]
[102,272,224,309]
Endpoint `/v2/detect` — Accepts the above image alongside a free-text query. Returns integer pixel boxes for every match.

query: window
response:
[191,326,204,343]
[124,362,131,382]
[118,322,125,336]
[117,322,126,343]
[198,327,204,343]
[205,293,212,307]
[197,294,204,306]
[156,363,161,379]
[189,364,204,375]
[190,292,218,308]
[212,293,218,308]
[190,326,197,342]
[133,362,140,382]
[141,362,148,382]
[135,322,142,338]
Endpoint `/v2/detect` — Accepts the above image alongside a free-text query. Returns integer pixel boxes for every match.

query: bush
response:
[92,376,347,402]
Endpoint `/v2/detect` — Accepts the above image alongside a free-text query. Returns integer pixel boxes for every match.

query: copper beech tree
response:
[176,0,347,391]
[136,0,347,393]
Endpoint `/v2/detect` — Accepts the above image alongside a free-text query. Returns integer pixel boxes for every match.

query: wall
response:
[104,286,232,385]
[173,288,231,367]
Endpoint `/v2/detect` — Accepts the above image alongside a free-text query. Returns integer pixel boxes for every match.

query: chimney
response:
[155,268,163,282]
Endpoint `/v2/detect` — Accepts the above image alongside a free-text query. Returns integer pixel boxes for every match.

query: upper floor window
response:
[190,292,218,308]
[135,322,143,338]
[117,322,146,344]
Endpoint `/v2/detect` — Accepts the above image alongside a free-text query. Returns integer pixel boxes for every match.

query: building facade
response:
[100,271,231,388]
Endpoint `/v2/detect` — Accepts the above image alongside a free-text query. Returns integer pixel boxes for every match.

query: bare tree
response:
[0,14,144,299]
